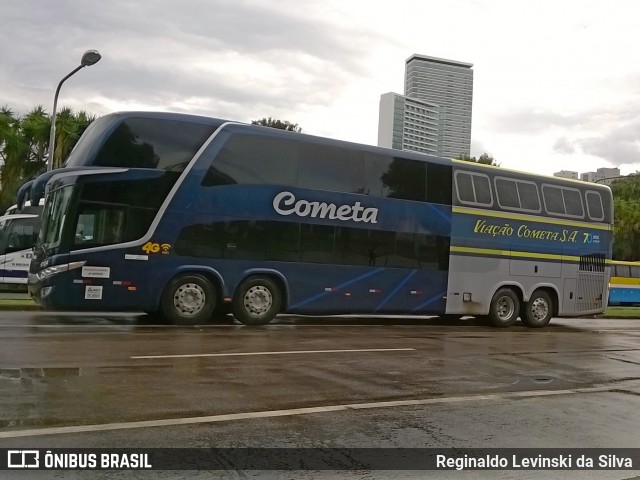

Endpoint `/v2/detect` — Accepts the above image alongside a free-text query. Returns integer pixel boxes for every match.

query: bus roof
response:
[16,110,612,211]
[451,159,612,192]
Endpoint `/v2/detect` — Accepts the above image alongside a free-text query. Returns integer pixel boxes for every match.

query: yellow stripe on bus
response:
[610,277,640,286]
[610,260,640,266]
[450,246,583,263]
[452,206,611,231]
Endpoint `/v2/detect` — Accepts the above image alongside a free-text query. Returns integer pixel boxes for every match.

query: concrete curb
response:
[0,304,42,311]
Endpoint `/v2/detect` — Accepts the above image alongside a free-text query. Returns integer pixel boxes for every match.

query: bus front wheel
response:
[161,274,216,325]
[523,290,553,328]
[233,276,281,326]
[488,288,520,327]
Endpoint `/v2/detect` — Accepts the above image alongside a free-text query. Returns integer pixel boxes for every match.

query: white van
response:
[0,213,39,284]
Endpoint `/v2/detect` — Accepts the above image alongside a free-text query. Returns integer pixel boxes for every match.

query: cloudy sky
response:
[2,0,639,177]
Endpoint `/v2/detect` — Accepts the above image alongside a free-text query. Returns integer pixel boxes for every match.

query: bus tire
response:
[488,287,520,327]
[523,290,553,328]
[160,274,216,325]
[233,276,281,326]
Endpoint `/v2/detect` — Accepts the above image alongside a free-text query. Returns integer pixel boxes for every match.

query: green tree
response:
[455,152,499,166]
[0,105,95,212]
[51,107,95,169]
[611,174,640,260]
[20,106,50,177]
[251,117,301,132]
[0,107,28,211]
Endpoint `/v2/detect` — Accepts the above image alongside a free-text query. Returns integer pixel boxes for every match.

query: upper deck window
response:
[542,184,584,218]
[298,144,366,194]
[203,134,298,186]
[93,118,216,171]
[204,132,452,205]
[494,177,541,213]
[454,171,493,207]
[585,191,604,221]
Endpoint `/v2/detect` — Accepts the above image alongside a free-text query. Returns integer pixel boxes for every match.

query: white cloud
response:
[2,0,640,175]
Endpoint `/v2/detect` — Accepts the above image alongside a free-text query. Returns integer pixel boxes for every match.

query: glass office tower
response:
[378,54,473,159]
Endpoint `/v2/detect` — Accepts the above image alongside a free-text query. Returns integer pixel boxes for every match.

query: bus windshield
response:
[38,169,180,256]
[38,185,74,255]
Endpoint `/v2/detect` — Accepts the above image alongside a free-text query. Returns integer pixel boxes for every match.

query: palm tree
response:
[0,105,97,211]
[21,106,50,177]
[0,107,28,210]
[51,107,95,168]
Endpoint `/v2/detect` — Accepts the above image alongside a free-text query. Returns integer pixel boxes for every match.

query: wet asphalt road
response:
[1,311,640,479]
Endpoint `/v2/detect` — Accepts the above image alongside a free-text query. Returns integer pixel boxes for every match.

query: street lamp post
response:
[47,49,101,171]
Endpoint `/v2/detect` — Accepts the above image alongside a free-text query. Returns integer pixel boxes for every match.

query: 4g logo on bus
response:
[141,242,172,255]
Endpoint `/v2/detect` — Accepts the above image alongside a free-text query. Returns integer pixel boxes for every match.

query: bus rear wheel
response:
[523,290,553,328]
[233,276,281,326]
[488,288,520,327]
[161,274,216,325]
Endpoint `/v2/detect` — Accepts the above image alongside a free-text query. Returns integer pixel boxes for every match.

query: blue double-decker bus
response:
[24,111,613,327]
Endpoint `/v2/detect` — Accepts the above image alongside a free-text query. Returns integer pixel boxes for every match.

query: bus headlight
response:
[36,261,86,281]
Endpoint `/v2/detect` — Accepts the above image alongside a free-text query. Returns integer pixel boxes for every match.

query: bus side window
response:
[454,171,493,207]
[586,191,604,221]
[298,144,365,195]
[542,184,585,219]
[616,265,631,278]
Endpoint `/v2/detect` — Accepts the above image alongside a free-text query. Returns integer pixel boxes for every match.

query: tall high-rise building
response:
[377,93,439,154]
[378,54,473,159]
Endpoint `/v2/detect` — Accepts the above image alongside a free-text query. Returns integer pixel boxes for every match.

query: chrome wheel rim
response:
[243,285,272,318]
[173,283,206,316]
[496,296,515,320]
[530,297,549,321]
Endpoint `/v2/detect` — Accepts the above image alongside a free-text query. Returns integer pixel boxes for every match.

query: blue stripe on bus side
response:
[411,290,448,313]
[289,268,386,309]
[374,270,417,312]
[427,203,452,225]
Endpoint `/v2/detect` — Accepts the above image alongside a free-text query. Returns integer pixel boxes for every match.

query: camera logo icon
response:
[7,450,39,468]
